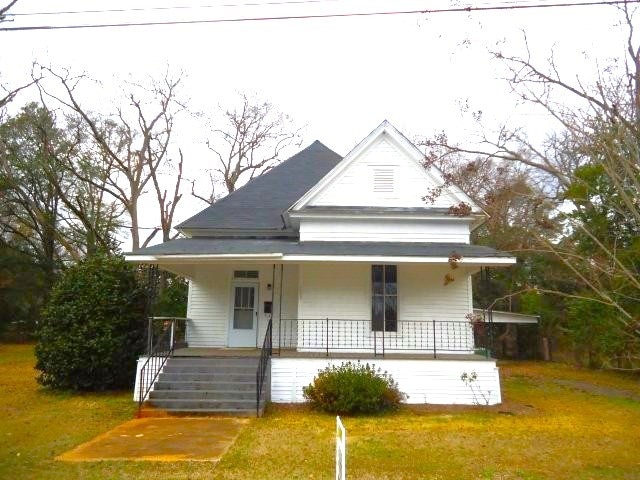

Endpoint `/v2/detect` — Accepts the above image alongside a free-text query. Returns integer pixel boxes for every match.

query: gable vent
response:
[234,270,259,279]
[373,168,394,193]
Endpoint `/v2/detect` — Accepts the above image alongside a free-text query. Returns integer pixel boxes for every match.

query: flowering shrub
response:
[303,361,405,415]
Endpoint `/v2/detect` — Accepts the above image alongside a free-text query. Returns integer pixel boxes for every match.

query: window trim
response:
[234,270,259,279]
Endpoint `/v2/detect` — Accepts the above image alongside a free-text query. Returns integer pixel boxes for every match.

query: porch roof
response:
[126,238,516,265]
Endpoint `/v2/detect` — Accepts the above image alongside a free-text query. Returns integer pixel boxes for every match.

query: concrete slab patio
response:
[57,417,249,462]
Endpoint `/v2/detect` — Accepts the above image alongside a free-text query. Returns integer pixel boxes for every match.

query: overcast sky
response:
[0,0,632,247]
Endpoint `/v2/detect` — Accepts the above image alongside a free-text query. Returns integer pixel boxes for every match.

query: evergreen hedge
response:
[35,254,147,390]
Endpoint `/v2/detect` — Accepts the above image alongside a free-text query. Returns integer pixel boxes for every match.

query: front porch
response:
[135,317,502,414]
[135,259,508,413]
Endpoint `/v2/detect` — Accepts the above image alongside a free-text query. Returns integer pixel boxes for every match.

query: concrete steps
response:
[149,389,256,400]
[145,356,268,416]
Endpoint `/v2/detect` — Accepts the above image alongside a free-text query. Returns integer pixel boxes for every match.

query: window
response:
[234,270,259,279]
[372,265,397,332]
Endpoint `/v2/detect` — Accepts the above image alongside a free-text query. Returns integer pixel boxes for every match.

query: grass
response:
[1,343,639,479]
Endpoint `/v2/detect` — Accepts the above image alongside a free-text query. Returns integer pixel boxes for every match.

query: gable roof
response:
[291,120,485,215]
[177,140,342,232]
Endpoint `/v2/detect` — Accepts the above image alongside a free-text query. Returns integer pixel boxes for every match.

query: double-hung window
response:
[372,265,397,332]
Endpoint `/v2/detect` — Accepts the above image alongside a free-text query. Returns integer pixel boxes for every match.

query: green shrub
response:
[303,361,405,415]
[35,254,147,391]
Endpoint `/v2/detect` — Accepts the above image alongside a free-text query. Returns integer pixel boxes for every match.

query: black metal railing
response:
[276,318,489,358]
[137,318,188,414]
[146,317,189,355]
[256,318,273,417]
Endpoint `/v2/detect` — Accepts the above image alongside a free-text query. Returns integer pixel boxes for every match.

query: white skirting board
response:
[270,357,502,405]
[132,356,164,402]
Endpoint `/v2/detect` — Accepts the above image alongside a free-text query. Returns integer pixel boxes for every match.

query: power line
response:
[5,0,344,17]
[0,0,636,31]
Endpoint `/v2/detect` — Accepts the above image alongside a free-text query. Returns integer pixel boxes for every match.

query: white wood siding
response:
[133,357,162,401]
[299,217,470,243]
[399,264,472,322]
[186,265,231,347]
[271,357,502,405]
[309,136,459,209]
[280,264,299,320]
[294,263,474,352]
[298,263,370,320]
[298,263,473,323]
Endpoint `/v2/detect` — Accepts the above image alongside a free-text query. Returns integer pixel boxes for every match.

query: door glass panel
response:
[235,287,241,307]
[242,287,248,308]
[233,286,255,330]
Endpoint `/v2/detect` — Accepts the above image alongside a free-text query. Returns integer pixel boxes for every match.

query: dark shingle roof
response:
[177,141,342,231]
[129,238,513,258]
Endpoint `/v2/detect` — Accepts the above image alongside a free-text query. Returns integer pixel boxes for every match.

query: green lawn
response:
[1,343,640,479]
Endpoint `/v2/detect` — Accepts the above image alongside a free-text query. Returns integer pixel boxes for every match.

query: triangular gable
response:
[292,120,483,213]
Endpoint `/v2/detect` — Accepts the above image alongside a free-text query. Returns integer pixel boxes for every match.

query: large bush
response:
[303,362,405,415]
[35,254,147,390]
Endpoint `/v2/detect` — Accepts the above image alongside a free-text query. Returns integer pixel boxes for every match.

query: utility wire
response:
[5,0,345,17]
[0,0,636,31]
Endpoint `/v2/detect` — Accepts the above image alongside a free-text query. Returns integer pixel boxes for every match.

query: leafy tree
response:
[0,238,47,339]
[35,254,147,390]
[566,295,632,368]
[0,103,72,284]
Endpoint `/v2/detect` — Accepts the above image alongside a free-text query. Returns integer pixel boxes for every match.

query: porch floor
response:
[173,347,492,361]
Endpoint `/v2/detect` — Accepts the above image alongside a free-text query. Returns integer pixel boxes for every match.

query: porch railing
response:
[146,316,189,355]
[256,318,273,417]
[276,318,489,358]
[137,317,189,414]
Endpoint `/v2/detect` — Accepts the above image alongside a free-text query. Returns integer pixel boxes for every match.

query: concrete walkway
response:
[57,417,249,462]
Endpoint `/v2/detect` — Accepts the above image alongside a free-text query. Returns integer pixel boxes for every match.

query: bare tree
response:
[192,93,301,203]
[0,0,17,22]
[37,67,187,250]
[1,0,38,110]
[424,2,640,357]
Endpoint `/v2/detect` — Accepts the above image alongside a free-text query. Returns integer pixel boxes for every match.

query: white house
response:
[127,121,516,415]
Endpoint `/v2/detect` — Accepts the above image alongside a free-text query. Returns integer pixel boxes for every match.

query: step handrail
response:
[137,320,178,414]
[256,318,273,417]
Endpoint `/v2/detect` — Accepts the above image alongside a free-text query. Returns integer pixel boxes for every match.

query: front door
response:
[228,284,258,347]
